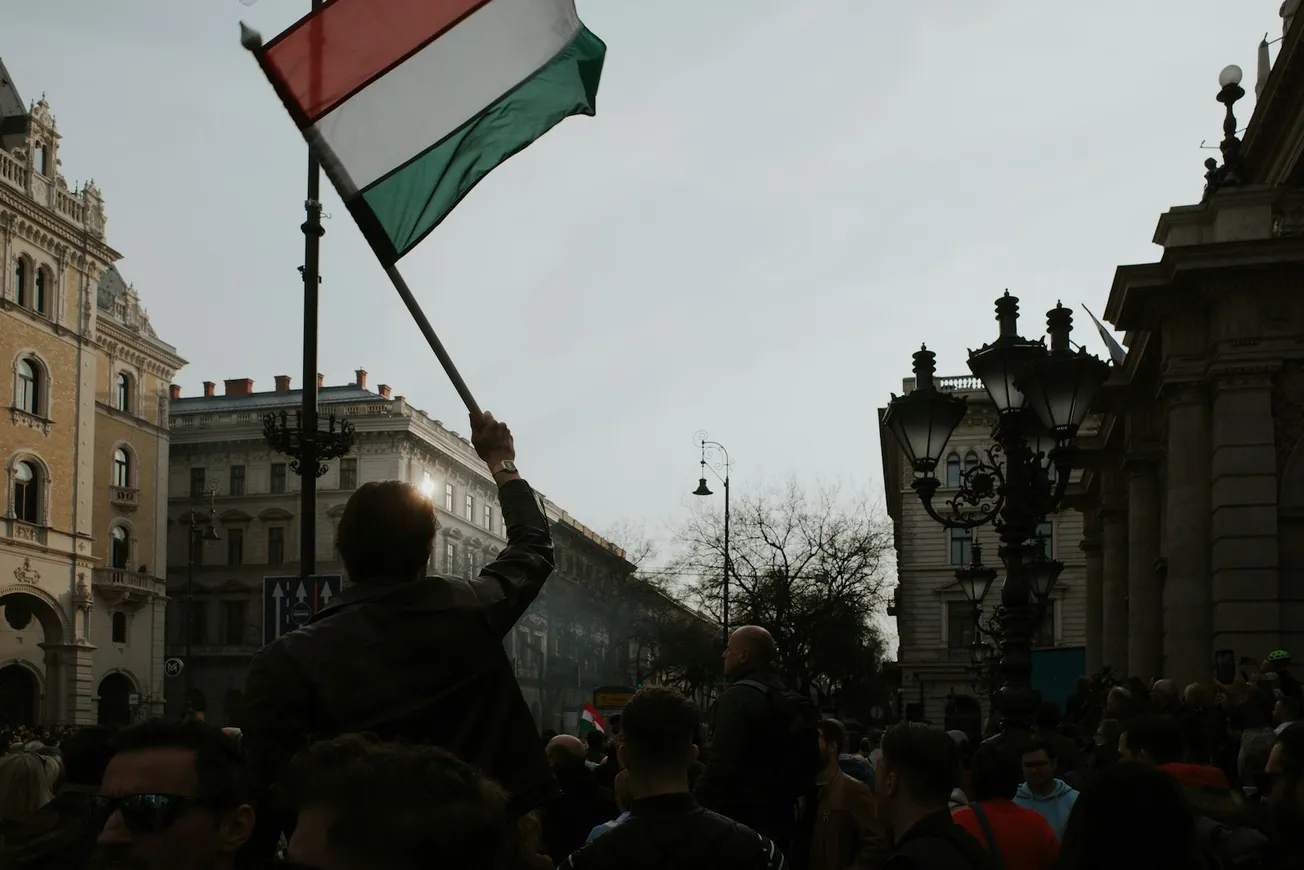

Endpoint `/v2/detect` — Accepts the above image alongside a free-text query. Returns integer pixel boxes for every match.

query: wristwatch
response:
[492,460,518,475]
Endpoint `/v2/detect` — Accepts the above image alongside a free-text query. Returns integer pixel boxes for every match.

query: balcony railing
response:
[947,648,974,664]
[937,376,984,393]
[7,520,46,545]
[92,568,162,609]
[109,486,140,510]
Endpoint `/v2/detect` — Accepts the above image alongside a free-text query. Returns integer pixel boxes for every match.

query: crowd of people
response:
[2,412,1303,869]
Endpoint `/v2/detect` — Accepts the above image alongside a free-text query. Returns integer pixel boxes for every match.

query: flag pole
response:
[383,264,482,418]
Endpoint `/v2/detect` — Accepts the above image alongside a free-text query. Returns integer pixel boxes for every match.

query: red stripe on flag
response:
[262,0,493,124]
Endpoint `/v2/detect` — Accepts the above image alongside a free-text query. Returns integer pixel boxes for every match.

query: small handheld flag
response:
[581,702,607,735]
[1082,305,1127,368]
[242,0,607,414]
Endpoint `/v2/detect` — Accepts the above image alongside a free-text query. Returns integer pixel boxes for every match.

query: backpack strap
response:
[968,803,1006,870]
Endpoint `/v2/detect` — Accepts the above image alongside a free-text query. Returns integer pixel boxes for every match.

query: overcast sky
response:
[2,1,1287,557]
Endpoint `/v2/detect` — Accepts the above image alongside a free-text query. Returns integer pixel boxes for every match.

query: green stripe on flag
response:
[360,26,606,263]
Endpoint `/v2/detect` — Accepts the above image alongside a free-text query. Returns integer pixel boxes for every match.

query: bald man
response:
[541,733,618,863]
[696,625,811,857]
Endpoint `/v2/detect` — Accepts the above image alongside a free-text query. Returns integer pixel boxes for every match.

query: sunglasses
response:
[92,793,216,834]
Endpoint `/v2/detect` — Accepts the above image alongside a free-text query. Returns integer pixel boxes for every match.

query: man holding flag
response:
[240,412,556,862]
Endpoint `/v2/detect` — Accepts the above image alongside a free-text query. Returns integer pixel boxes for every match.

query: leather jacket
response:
[240,478,556,858]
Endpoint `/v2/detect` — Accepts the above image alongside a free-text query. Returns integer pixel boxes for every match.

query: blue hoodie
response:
[1013,778,1078,841]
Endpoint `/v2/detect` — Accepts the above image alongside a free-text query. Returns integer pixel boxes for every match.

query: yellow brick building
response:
[0,60,185,725]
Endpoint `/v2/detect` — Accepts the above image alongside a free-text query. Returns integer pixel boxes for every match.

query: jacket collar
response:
[310,576,422,622]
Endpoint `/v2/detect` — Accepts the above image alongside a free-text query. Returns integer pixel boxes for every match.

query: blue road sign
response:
[262,574,343,645]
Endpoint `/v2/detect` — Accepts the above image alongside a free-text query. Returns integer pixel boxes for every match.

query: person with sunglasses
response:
[94,719,254,870]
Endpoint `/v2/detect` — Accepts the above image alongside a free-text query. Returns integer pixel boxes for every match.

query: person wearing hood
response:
[1012,741,1077,841]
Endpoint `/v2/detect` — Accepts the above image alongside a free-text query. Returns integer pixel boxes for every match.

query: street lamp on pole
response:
[184,480,220,716]
[692,432,732,649]
[882,292,1108,737]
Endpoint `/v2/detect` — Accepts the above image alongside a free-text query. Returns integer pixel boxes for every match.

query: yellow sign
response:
[593,691,634,709]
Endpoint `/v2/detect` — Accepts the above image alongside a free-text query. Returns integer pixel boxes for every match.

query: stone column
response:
[1164,384,1212,689]
[1127,458,1163,680]
[1100,475,1129,673]
[1210,373,1280,655]
[1081,511,1104,675]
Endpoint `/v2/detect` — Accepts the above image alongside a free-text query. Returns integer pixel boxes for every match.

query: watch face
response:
[500,460,518,472]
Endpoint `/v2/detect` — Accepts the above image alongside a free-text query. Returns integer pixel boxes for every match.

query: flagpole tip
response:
[239,22,264,50]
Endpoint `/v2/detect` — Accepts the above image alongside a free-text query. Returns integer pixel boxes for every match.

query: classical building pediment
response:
[258,507,294,522]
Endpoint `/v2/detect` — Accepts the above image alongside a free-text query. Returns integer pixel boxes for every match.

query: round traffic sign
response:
[869,705,886,721]
[164,658,184,678]
[290,601,312,627]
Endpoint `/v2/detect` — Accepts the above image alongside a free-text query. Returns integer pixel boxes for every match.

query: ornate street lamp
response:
[955,540,998,610]
[1203,64,1247,200]
[691,432,732,649]
[882,292,1108,737]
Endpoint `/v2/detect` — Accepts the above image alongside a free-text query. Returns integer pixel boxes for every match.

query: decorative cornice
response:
[0,190,120,263]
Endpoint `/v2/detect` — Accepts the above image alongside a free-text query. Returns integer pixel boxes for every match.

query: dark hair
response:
[879,723,957,805]
[1020,739,1057,762]
[818,719,847,753]
[1057,762,1199,870]
[111,719,247,807]
[1121,715,1183,766]
[58,725,118,788]
[1034,700,1061,730]
[586,730,606,750]
[1279,695,1304,721]
[287,734,512,870]
[335,481,438,582]
[969,744,1020,801]
[620,687,699,771]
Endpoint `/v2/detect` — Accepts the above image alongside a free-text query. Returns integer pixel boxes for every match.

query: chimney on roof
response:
[169,384,181,400]
[378,384,392,399]
[275,375,291,392]
[317,373,324,389]
[203,381,216,398]
[224,378,254,397]
[355,368,367,389]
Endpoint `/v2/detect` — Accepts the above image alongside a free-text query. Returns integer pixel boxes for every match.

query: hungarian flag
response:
[580,703,606,735]
[243,0,606,265]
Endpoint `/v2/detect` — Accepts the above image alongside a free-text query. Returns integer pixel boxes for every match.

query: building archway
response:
[97,672,136,725]
[0,585,71,724]
[0,663,39,726]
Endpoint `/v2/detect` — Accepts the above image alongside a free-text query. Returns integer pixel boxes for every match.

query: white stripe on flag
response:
[1082,305,1127,367]
[311,0,581,193]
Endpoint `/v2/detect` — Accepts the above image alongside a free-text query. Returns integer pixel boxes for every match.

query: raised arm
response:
[467,412,555,636]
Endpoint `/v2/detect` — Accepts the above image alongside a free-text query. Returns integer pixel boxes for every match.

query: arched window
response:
[945,454,961,487]
[13,258,26,307]
[116,373,131,412]
[113,448,131,488]
[32,269,46,315]
[111,612,127,644]
[33,143,47,175]
[13,461,40,523]
[110,526,130,570]
[964,451,980,475]
[17,358,41,414]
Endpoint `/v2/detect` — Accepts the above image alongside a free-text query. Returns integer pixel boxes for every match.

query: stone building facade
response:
[0,61,185,726]
[165,372,690,729]
[881,378,1086,726]
[1075,10,1304,690]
